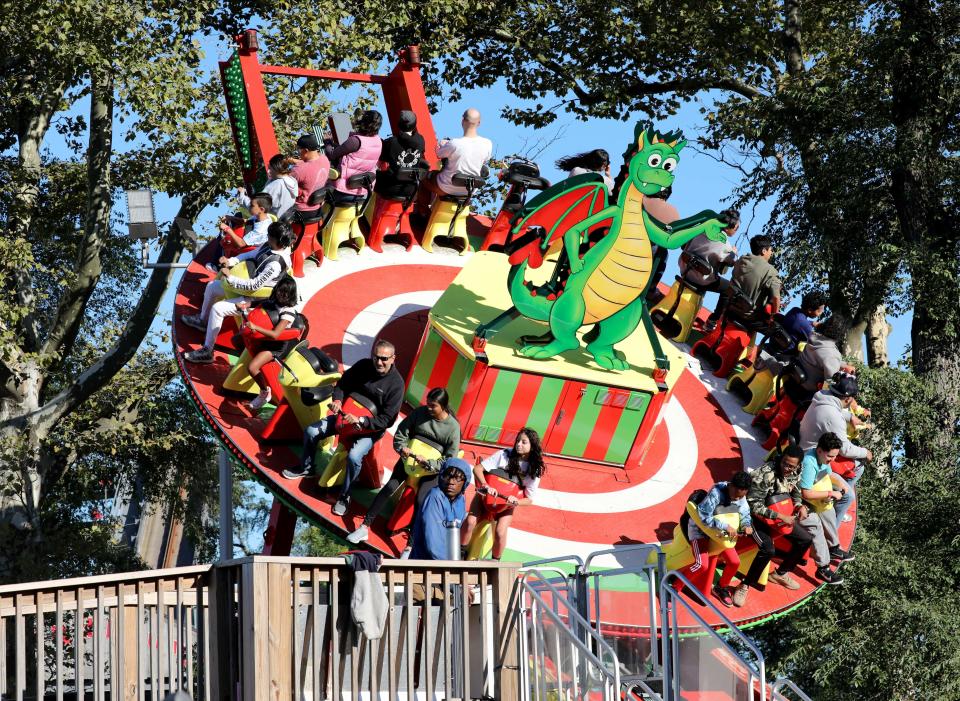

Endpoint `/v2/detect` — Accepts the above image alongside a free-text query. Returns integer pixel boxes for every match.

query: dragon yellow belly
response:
[582,189,652,325]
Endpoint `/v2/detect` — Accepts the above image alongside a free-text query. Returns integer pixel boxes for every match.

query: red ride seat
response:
[286,186,334,277]
[367,196,415,252]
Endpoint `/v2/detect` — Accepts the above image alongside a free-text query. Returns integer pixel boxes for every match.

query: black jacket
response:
[332,358,405,435]
[375,132,426,199]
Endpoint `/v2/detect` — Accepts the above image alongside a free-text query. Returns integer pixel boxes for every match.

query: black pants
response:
[742,518,813,586]
[362,460,406,527]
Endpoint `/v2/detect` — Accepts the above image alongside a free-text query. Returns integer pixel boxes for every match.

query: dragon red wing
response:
[506,174,611,269]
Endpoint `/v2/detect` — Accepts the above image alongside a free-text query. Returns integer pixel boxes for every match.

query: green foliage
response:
[752,364,960,699]
[294,523,347,558]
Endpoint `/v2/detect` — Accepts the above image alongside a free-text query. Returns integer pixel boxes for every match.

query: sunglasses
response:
[374,355,394,362]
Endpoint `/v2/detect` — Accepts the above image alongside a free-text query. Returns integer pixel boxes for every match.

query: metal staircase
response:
[518,544,814,701]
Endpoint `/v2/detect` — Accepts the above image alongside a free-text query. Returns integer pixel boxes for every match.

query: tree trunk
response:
[845,319,866,362]
[865,305,890,368]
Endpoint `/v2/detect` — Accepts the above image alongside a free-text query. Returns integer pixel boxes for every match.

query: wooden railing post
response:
[208,564,236,701]
[495,562,521,700]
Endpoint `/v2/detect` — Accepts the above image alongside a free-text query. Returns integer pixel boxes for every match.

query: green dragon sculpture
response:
[479,123,729,376]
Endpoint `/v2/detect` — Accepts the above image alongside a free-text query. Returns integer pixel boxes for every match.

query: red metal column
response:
[262,498,297,555]
[235,30,281,177]
[381,46,440,168]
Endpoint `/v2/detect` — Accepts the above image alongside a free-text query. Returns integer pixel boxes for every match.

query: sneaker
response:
[768,571,801,590]
[281,465,313,480]
[816,566,844,585]
[842,514,853,523]
[712,585,734,608]
[332,498,349,516]
[346,524,369,544]
[703,318,718,333]
[399,546,412,560]
[183,347,214,364]
[732,583,749,608]
[249,388,271,411]
[181,314,207,331]
[204,262,219,274]
[830,547,856,563]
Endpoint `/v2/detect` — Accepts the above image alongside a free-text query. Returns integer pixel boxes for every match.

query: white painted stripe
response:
[532,398,697,513]
[340,291,444,369]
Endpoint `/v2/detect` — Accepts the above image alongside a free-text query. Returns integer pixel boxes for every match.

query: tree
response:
[750,364,960,700]
[0,0,396,575]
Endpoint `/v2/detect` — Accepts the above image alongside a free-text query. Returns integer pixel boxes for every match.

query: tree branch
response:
[41,69,114,368]
[478,28,763,107]
[5,184,216,436]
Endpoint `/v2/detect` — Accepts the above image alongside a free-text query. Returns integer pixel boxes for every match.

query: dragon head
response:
[627,124,686,197]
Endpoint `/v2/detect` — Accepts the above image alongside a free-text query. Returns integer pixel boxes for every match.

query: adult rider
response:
[282,339,404,517]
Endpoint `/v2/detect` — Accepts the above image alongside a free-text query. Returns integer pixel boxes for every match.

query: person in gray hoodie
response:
[798,373,873,523]
[791,314,856,397]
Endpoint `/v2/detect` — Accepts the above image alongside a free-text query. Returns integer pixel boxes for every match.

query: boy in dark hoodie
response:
[410,457,472,560]
[375,110,426,201]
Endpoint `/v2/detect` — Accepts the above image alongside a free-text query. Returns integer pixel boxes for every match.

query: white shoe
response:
[399,546,412,560]
[249,388,271,411]
[842,514,853,523]
[346,525,369,544]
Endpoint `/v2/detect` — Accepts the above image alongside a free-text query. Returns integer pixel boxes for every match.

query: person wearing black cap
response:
[375,110,427,201]
[290,134,331,212]
[798,373,873,524]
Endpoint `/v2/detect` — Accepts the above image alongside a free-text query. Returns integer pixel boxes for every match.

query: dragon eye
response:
[647,153,662,167]
[663,157,678,172]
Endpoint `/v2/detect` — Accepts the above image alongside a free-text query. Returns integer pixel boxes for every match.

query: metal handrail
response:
[772,677,814,701]
[662,570,767,701]
[518,576,623,700]
[581,542,661,574]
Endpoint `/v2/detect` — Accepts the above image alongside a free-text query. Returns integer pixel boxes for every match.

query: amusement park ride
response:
[174,30,855,633]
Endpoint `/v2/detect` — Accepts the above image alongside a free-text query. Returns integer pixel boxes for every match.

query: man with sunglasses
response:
[283,340,404,517]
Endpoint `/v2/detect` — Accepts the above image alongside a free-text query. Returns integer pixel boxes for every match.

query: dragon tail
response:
[508,261,553,322]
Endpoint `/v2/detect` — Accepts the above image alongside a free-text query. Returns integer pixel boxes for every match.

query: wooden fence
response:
[0,556,519,701]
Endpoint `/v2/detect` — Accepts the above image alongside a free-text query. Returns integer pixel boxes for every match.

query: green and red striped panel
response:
[467,370,652,466]
[405,328,474,414]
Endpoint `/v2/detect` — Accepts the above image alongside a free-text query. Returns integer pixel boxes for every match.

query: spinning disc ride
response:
[174,31,855,632]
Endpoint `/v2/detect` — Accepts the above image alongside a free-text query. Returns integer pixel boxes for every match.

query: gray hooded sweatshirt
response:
[796,332,844,391]
[798,390,869,460]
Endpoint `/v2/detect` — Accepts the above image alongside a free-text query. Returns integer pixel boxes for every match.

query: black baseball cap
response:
[398,110,417,131]
[830,373,858,398]
[297,134,319,151]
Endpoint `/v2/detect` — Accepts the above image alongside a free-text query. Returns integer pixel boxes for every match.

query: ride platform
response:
[174,236,855,633]
[406,251,684,468]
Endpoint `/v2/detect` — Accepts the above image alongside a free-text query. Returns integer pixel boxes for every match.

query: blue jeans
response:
[833,462,863,524]
[301,416,374,499]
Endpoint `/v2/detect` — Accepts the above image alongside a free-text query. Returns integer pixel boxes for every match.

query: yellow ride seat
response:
[650,277,706,343]
[220,259,287,299]
[726,364,777,415]
[421,198,471,254]
[652,501,741,572]
[321,203,367,261]
[805,471,837,514]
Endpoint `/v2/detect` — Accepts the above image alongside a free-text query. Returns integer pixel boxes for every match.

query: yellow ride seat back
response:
[807,472,836,513]
[402,437,445,488]
[220,260,285,299]
[321,203,366,261]
[650,278,705,343]
[465,519,494,561]
[223,349,258,395]
[687,501,740,550]
[421,199,471,254]
[726,364,777,415]
[277,346,342,430]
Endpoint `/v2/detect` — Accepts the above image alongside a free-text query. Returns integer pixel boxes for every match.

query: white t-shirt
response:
[480,448,540,500]
[437,136,493,195]
[568,166,614,194]
[244,217,272,247]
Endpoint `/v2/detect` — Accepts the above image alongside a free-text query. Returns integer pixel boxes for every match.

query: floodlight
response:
[126,189,158,239]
